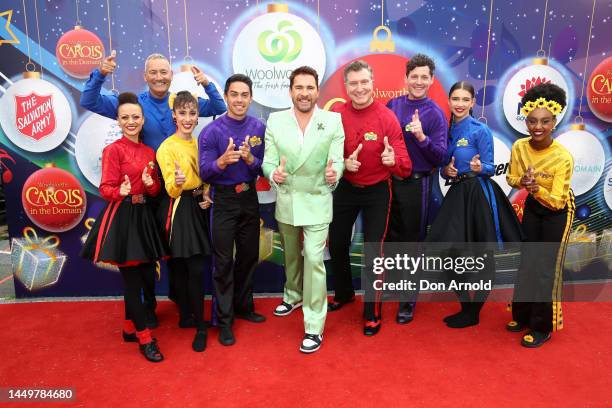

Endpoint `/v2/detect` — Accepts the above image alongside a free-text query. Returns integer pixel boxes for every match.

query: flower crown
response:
[520,97,563,117]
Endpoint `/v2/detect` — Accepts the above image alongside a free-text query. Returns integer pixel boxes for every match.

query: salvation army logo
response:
[501,60,569,135]
[0,74,71,153]
[258,20,302,63]
[14,92,56,141]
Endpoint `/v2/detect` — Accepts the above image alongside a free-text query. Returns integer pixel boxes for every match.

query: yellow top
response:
[507,138,573,211]
[156,134,203,198]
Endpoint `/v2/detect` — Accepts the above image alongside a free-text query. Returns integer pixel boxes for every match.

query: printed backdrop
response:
[0,0,610,297]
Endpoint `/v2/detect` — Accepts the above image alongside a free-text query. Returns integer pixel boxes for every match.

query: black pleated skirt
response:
[428,176,523,243]
[157,192,211,258]
[80,199,168,266]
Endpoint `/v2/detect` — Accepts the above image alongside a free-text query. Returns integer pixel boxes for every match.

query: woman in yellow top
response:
[506,83,575,348]
[156,91,213,352]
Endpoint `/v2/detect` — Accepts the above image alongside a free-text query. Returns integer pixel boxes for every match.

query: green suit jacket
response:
[262,108,345,226]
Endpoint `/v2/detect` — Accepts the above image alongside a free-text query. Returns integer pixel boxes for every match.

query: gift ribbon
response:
[17,227,60,280]
[570,224,593,243]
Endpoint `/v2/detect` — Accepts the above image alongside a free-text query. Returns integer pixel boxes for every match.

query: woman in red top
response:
[81,92,167,362]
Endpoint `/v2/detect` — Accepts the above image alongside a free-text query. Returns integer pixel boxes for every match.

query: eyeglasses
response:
[346,79,372,89]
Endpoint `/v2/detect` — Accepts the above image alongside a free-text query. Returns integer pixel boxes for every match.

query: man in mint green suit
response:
[262,66,345,354]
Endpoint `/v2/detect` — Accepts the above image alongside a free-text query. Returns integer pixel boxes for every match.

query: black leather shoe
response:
[139,341,164,362]
[363,320,381,336]
[145,312,159,329]
[235,312,266,323]
[192,329,207,352]
[218,327,236,346]
[328,296,355,312]
[396,303,414,324]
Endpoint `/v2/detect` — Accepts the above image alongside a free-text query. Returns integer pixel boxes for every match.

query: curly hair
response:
[521,83,567,110]
[406,54,435,77]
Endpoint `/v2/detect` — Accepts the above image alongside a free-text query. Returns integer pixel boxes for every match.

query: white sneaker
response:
[300,333,323,353]
[273,301,302,316]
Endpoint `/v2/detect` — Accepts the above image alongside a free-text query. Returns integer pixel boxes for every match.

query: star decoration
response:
[0,10,19,46]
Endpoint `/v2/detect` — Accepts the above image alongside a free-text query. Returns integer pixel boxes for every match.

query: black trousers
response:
[512,194,575,333]
[387,175,432,308]
[211,183,259,328]
[120,263,156,332]
[329,179,392,321]
[173,254,206,329]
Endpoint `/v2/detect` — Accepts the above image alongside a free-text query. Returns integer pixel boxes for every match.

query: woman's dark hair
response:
[173,90,198,111]
[521,82,567,109]
[117,92,142,111]
[447,81,475,135]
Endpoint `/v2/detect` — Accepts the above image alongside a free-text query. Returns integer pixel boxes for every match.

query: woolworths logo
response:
[257,20,302,63]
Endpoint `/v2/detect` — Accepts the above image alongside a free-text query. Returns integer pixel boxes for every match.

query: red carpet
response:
[1,298,610,407]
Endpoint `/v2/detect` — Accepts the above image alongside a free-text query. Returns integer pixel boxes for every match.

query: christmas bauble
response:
[55,26,105,79]
[587,56,612,122]
[555,124,605,196]
[0,72,72,152]
[74,113,122,187]
[232,4,326,109]
[21,164,87,232]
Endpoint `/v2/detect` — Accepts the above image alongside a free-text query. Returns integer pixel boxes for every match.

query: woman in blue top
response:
[427,81,522,328]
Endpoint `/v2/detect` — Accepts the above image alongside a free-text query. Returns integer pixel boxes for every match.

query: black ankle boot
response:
[443,302,470,324]
[139,341,164,362]
[192,329,207,352]
[446,302,480,328]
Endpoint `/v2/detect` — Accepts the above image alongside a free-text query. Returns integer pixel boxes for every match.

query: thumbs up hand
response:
[273,157,288,184]
[469,154,482,173]
[100,50,117,76]
[191,65,209,86]
[325,159,338,184]
[174,161,186,187]
[444,156,458,178]
[216,137,241,170]
[345,144,362,172]
[408,109,425,141]
[381,136,395,167]
[120,174,131,196]
[142,166,154,187]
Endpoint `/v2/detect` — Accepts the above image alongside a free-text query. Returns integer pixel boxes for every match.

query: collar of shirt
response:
[290,105,319,145]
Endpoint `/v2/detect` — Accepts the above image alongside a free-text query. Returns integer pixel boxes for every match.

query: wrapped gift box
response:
[564,225,597,273]
[11,228,66,291]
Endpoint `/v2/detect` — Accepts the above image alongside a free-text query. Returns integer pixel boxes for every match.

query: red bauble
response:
[21,164,87,232]
[55,26,105,79]
[319,54,451,119]
[587,56,612,123]
[510,188,529,222]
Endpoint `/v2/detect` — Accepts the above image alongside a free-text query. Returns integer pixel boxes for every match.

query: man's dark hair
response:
[406,54,436,77]
[289,66,319,89]
[224,74,253,96]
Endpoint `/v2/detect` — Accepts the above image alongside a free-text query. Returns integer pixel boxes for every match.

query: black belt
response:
[213,181,255,194]
[451,171,478,183]
[123,194,146,204]
[180,187,203,197]
[393,171,432,181]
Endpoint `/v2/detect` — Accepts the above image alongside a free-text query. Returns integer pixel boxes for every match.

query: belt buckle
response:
[235,183,249,193]
[131,194,145,204]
